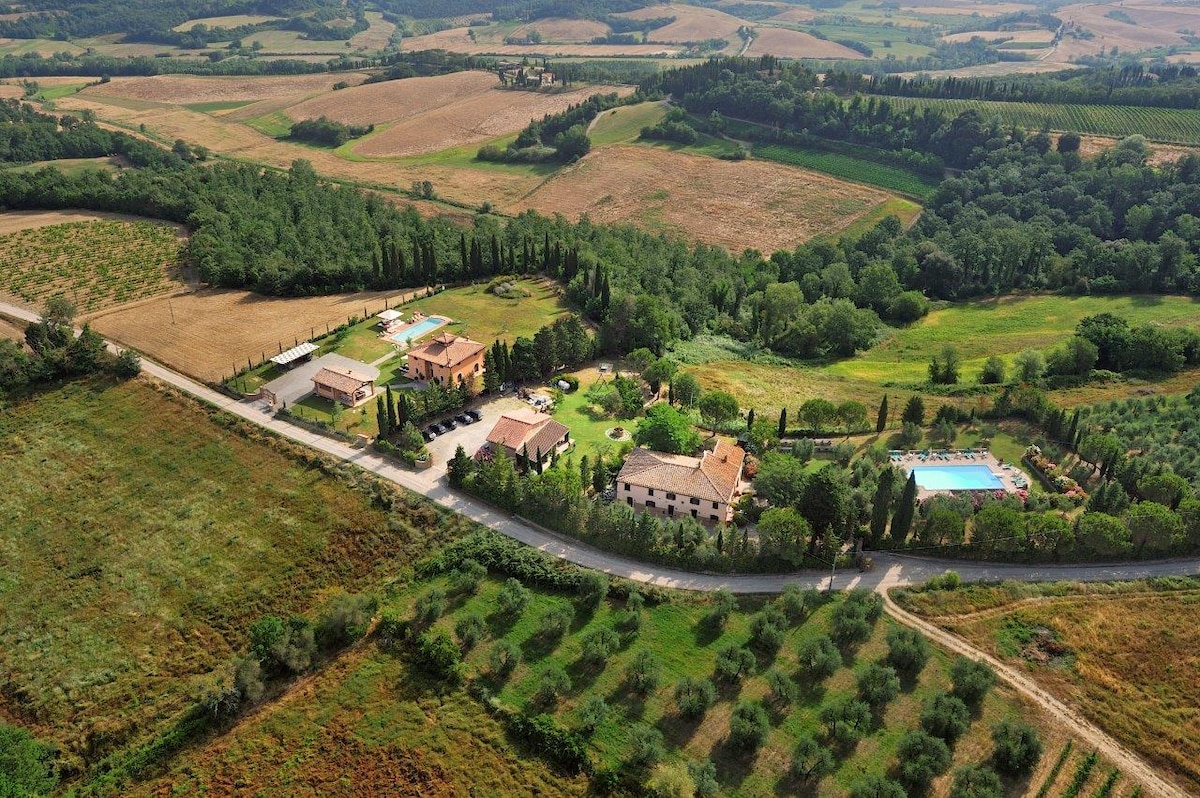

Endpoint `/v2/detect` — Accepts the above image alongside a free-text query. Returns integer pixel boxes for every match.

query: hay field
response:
[171,14,281,31]
[747,27,868,58]
[89,288,415,382]
[904,1,1035,14]
[83,72,368,106]
[505,18,611,42]
[348,10,395,50]
[768,7,815,23]
[283,70,498,127]
[617,4,745,44]
[399,26,679,56]
[1057,0,1189,58]
[943,28,1056,43]
[515,144,890,253]
[353,84,633,158]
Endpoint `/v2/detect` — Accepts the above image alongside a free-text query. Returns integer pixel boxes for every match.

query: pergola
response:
[270,341,318,367]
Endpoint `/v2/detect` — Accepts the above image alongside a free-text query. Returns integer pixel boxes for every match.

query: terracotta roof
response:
[617,441,745,503]
[312,366,373,394]
[406,333,485,367]
[487,408,569,458]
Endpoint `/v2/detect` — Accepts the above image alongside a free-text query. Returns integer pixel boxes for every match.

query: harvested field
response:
[348,11,395,50]
[244,29,348,54]
[943,28,1056,43]
[1077,134,1199,165]
[505,18,611,42]
[399,26,678,56]
[767,6,815,23]
[515,144,891,252]
[283,70,499,127]
[0,315,24,341]
[1056,1,1189,58]
[905,1,1035,14]
[171,14,281,31]
[616,4,745,44]
[353,84,634,158]
[83,72,368,106]
[90,288,417,382]
[747,27,868,58]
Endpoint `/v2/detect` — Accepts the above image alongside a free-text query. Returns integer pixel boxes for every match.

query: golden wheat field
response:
[83,72,369,106]
[615,4,744,44]
[515,144,891,252]
[746,27,868,59]
[283,70,499,127]
[398,26,679,56]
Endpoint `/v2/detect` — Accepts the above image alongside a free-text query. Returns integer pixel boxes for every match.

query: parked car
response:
[421,428,436,442]
[427,422,444,436]
[455,413,473,425]
[442,418,458,431]
[464,408,482,422]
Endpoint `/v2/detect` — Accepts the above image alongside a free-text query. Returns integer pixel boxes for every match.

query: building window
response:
[667,505,674,516]
[691,509,698,518]
[710,515,718,521]
[666,492,676,500]
[474,363,480,372]
[712,501,719,510]
[648,488,655,497]
[689,497,700,506]
[646,500,656,508]
[624,483,631,491]
[626,497,632,506]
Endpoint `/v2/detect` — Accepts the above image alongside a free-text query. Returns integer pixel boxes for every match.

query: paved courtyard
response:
[424,395,528,471]
[260,353,380,407]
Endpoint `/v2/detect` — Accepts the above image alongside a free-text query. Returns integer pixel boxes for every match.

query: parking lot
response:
[424,395,529,472]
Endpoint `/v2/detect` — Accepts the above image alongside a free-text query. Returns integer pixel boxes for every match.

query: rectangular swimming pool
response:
[908,464,1004,491]
[387,317,444,344]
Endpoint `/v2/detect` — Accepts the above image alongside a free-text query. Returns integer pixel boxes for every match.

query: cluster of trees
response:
[0,51,365,78]
[0,99,182,167]
[477,92,626,164]
[867,63,1200,109]
[638,108,698,145]
[482,314,592,391]
[287,116,373,147]
[0,298,140,396]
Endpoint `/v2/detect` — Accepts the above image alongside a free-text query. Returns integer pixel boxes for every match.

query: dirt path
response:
[882,591,1190,798]
[3,296,1198,797]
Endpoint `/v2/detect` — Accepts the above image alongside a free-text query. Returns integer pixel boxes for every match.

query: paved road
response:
[5,301,1198,797]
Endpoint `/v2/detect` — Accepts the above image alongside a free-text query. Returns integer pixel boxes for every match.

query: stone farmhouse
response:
[616,441,746,525]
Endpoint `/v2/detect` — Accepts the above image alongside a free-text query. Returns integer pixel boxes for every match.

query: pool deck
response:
[383,314,451,348]
[891,449,1030,500]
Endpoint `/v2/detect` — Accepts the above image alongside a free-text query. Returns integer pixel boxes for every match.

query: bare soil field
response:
[616,4,746,44]
[89,288,416,382]
[515,144,890,253]
[83,72,369,106]
[352,83,634,158]
[747,27,868,58]
[399,26,678,56]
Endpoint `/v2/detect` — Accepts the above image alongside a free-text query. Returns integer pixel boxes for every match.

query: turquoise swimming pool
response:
[908,465,1004,491]
[387,316,445,344]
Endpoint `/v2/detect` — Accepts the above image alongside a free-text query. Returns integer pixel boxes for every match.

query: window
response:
[667,505,674,516]
[624,483,631,491]
[710,515,719,521]
[474,363,480,372]
[712,501,719,509]
[690,509,698,518]
[646,500,656,508]
[666,492,676,500]
[626,497,632,506]
[648,488,655,497]
[689,497,700,505]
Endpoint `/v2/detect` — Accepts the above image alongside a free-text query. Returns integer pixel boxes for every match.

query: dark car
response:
[455,413,473,425]
[421,428,436,442]
[464,408,483,422]
[442,418,458,431]
[426,423,443,436]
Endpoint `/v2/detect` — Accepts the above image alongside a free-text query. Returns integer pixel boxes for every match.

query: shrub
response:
[489,639,521,678]
[885,627,931,675]
[454,614,486,651]
[496,577,530,617]
[728,701,770,751]
[115,348,141,378]
[414,588,447,626]
[504,712,590,774]
[451,558,487,594]
[797,634,842,682]
[790,734,835,781]
[849,774,907,798]
[414,629,462,682]
[897,729,952,791]
[949,764,1003,798]
[629,723,664,768]
[950,657,996,707]
[820,697,872,746]
[533,665,572,706]
[575,694,609,736]
[714,643,756,682]
[315,591,376,651]
[991,719,1043,776]
[674,676,717,720]
[857,663,901,708]
[921,692,971,743]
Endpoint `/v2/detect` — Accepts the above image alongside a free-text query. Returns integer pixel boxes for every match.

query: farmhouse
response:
[485,408,571,468]
[312,365,376,407]
[617,441,746,525]
[406,332,485,386]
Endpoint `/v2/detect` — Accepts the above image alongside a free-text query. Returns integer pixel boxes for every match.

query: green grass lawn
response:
[184,100,256,114]
[588,101,670,147]
[753,143,939,199]
[551,384,634,458]
[405,279,572,345]
[0,377,472,778]
[823,294,1200,385]
[4,157,123,176]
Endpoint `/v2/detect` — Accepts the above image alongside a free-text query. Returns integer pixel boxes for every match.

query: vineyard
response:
[0,219,189,313]
[872,97,1200,146]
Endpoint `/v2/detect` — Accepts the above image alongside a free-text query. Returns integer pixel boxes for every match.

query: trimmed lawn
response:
[588,101,669,146]
[405,278,572,345]
[551,382,633,457]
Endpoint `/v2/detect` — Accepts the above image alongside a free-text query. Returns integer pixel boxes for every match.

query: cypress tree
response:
[592,457,607,493]
[876,394,889,433]
[778,407,787,439]
[868,467,895,547]
[459,232,468,275]
[746,407,755,431]
[376,395,389,438]
[385,384,397,432]
[890,473,917,545]
[397,391,410,427]
[535,446,544,474]
[580,454,590,489]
